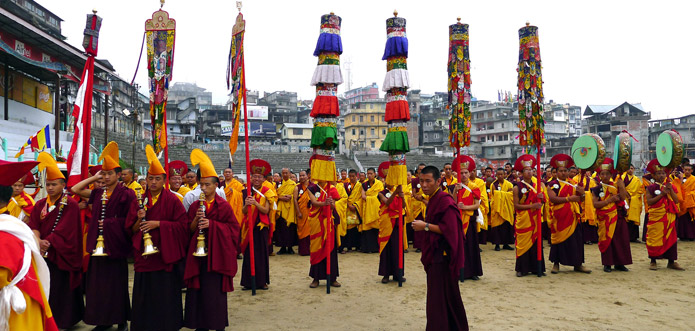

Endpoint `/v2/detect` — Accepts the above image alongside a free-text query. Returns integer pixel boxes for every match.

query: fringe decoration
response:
[379,131,410,153]
[385,100,410,122]
[310,96,340,117]
[385,164,408,186]
[311,65,343,85]
[313,33,343,56]
[382,36,408,60]
[310,126,338,150]
[382,69,410,91]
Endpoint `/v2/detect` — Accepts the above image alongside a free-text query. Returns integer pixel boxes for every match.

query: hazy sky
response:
[49,0,694,120]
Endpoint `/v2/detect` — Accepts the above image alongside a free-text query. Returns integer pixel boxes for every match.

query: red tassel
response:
[385,100,410,122]
[311,96,340,117]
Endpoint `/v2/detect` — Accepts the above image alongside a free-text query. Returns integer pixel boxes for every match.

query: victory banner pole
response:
[380,10,411,288]
[517,22,545,277]
[448,17,472,280]
[309,12,343,294]
[226,2,255,296]
[145,0,176,183]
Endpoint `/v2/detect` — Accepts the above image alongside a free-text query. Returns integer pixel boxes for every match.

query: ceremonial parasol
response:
[380,10,410,287]
[310,11,343,294]
[517,22,545,277]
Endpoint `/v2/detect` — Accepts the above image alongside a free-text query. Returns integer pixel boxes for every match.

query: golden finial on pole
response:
[92,9,97,14]
[457,17,461,23]
[160,0,165,9]
[394,10,398,17]
[237,1,242,12]
[526,21,530,26]
[330,11,334,15]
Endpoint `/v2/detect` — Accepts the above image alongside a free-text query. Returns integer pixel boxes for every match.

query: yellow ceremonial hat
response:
[146,145,166,175]
[190,149,216,178]
[98,141,120,171]
[37,152,65,181]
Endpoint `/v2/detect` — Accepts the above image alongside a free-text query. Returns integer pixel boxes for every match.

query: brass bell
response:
[142,232,160,256]
[193,233,207,257]
[92,234,108,257]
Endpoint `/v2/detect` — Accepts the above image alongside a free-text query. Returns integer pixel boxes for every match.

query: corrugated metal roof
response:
[281,123,313,129]
[584,103,644,116]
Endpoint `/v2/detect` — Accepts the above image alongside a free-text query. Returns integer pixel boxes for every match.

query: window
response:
[487,123,494,130]
[293,128,303,135]
[371,141,375,148]
[480,137,486,142]
[501,122,505,128]
[382,129,386,135]
[370,115,375,122]
[352,115,356,123]
[371,128,375,136]
[360,129,365,135]
[359,115,364,123]
[352,129,356,135]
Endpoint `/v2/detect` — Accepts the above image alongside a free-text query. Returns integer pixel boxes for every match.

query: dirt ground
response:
[72,240,695,330]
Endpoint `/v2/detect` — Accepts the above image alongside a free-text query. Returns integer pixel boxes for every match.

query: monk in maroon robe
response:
[183,156,241,330]
[412,166,468,331]
[126,167,189,331]
[29,176,84,329]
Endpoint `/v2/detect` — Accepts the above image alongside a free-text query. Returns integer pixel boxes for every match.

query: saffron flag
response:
[14,124,51,158]
[226,12,245,164]
[66,12,100,187]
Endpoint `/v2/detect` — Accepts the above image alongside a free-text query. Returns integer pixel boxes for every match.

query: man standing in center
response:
[184,149,241,331]
[513,154,546,277]
[452,156,484,281]
[307,176,342,288]
[546,154,591,274]
[275,168,298,254]
[126,145,189,331]
[240,159,276,290]
[359,167,383,253]
[412,166,467,331]
[377,162,407,284]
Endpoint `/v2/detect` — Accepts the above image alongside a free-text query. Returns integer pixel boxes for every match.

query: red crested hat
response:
[88,165,102,176]
[452,155,475,173]
[514,154,536,172]
[646,158,669,175]
[598,158,616,175]
[378,161,389,179]
[250,159,271,176]
[168,160,188,177]
[21,172,35,186]
[550,154,574,169]
[0,160,39,186]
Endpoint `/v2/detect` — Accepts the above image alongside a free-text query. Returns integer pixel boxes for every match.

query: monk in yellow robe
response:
[168,161,191,203]
[592,159,631,272]
[307,181,342,288]
[489,168,514,251]
[358,168,383,253]
[410,164,429,252]
[578,170,599,244]
[441,163,458,194]
[622,165,644,242]
[645,161,685,271]
[275,168,298,254]
[677,164,695,240]
[8,174,36,222]
[513,155,546,277]
[339,170,362,252]
[122,168,144,197]
[295,170,312,256]
[377,184,407,283]
[468,170,489,237]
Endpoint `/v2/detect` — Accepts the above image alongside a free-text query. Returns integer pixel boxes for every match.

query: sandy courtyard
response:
[74,240,695,330]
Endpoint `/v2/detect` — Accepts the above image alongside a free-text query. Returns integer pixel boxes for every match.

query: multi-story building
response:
[167,82,212,108]
[648,114,695,161]
[280,123,313,146]
[343,83,379,106]
[343,100,388,152]
[583,102,650,168]
[259,90,298,126]
[544,102,583,138]
[470,101,519,162]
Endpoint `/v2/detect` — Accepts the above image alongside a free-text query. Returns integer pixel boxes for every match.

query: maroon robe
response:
[28,194,84,329]
[410,177,426,250]
[125,189,189,331]
[421,189,468,331]
[183,194,240,330]
[83,185,135,326]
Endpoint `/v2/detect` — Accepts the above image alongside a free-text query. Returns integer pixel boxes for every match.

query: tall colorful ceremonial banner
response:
[145,4,176,175]
[66,11,101,187]
[379,11,410,187]
[309,13,343,182]
[448,18,472,156]
[227,12,246,164]
[517,22,545,276]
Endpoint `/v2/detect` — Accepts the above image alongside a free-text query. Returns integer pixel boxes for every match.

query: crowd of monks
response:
[1,139,694,330]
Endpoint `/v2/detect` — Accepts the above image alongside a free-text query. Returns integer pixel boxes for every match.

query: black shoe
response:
[603,266,612,273]
[471,276,480,280]
[503,244,514,250]
[415,248,421,253]
[494,245,501,251]
[237,254,243,259]
[288,247,295,255]
[615,265,629,272]
[277,247,287,255]
[404,249,409,253]
[92,326,111,331]
[381,276,389,284]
